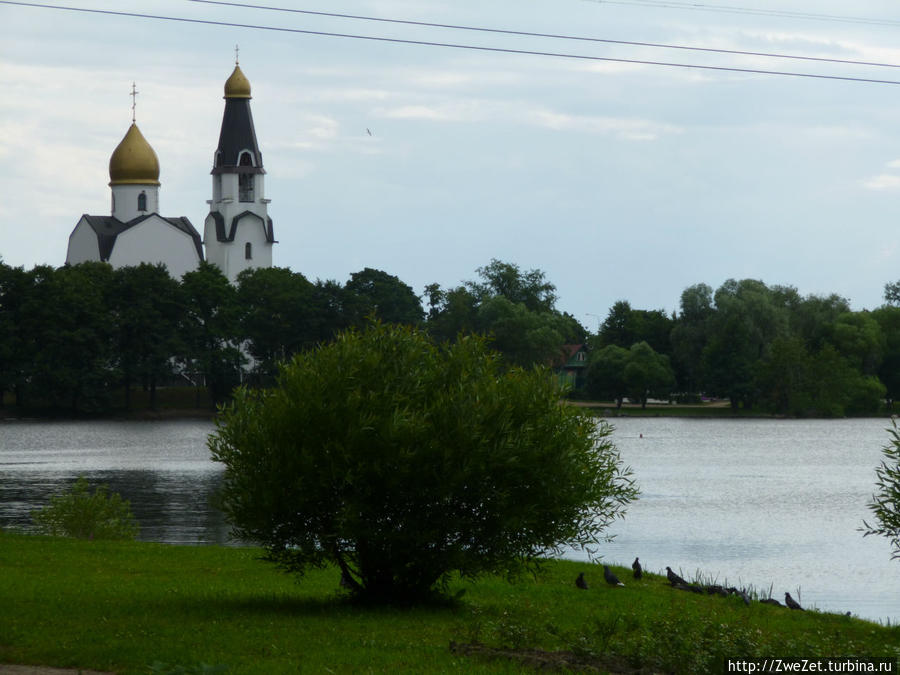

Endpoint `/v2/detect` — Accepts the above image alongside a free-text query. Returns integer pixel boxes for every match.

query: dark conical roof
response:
[212,97,264,175]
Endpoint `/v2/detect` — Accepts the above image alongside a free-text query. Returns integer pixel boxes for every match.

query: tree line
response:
[587,279,900,416]
[0,258,584,413]
[2,255,898,416]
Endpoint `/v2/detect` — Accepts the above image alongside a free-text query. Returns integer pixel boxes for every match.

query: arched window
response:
[239,174,254,202]
[239,151,254,166]
[137,191,147,212]
[245,242,253,260]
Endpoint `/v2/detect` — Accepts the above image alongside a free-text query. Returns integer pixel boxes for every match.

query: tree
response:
[702,279,788,410]
[112,264,183,409]
[426,260,585,369]
[180,262,244,404]
[24,263,117,412]
[236,266,318,380]
[873,306,900,409]
[344,267,424,326]
[209,322,638,603]
[475,295,571,367]
[623,342,675,408]
[598,301,672,355]
[825,311,885,376]
[585,345,630,407]
[670,283,714,394]
[467,259,557,312]
[755,336,812,416]
[862,419,900,560]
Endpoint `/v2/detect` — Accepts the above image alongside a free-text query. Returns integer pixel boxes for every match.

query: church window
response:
[239,173,254,202]
[245,242,253,260]
[137,191,147,212]
[239,151,254,166]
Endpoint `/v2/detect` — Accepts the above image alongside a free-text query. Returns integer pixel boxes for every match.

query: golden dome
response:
[108,123,160,186]
[224,65,251,99]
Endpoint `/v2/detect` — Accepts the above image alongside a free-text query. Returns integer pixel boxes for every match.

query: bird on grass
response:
[632,557,643,580]
[785,592,803,610]
[576,572,589,590]
[604,565,625,587]
[666,566,687,586]
[760,598,783,607]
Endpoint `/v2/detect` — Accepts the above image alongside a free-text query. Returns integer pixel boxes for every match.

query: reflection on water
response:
[1,416,898,623]
[0,419,230,545]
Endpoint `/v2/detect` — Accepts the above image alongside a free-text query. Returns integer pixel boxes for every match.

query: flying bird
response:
[604,565,625,587]
[575,572,589,590]
[632,557,643,580]
[666,566,687,586]
[785,592,803,610]
[366,128,372,136]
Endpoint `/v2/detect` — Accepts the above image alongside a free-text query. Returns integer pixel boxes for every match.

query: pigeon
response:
[603,564,625,587]
[632,557,643,580]
[575,572,589,590]
[785,592,803,610]
[666,566,687,586]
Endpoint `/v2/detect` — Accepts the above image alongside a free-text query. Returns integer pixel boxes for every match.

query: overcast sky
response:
[3,0,900,326]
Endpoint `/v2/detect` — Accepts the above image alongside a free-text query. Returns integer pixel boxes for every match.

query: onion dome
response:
[108,123,160,186]
[224,65,251,99]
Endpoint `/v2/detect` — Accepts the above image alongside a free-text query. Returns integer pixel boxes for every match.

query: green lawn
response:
[1,532,897,674]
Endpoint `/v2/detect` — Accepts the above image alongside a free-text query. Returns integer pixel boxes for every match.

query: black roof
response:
[212,98,264,175]
[81,214,204,263]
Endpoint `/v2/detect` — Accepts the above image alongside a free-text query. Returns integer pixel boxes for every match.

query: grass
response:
[1,532,898,674]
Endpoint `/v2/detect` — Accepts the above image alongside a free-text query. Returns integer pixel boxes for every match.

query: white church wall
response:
[65,218,101,265]
[111,184,160,222]
[109,216,200,280]
[204,212,272,282]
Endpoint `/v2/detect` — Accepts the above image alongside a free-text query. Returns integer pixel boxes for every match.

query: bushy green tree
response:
[344,267,424,326]
[32,476,139,540]
[210,322,637,603]
[586,345,630,407]
[862,419,900,560]
[624,341,675,408]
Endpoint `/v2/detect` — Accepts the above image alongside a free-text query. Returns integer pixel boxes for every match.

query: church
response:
[65,60,275,282]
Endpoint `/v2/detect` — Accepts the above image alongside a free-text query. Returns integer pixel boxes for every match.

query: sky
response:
[3,0,900,327]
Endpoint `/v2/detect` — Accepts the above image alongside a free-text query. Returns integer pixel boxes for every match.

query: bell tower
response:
[204,54,275,282]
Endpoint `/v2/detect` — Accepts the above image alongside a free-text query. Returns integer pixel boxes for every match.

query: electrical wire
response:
[3,1,900,86]
[183,0,900,70]
[579,0,900,28]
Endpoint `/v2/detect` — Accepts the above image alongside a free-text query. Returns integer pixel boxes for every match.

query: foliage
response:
[343,267,424,326]
[426,259,585,368]
[862,419,900,559]
[623,342,675,408]
[586,345,630,407]
[597,300,673,355]
[210,322,637,602]
[31,476,139,540]
[180,262,244,404]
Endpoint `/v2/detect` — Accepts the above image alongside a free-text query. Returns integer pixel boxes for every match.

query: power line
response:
[580,0,900,28]
[4,1,900,86]
[184,0,900,70]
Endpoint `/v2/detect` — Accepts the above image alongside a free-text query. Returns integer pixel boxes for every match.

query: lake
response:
[0,416,896,623]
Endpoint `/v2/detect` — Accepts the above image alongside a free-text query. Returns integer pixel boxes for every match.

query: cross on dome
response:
[131,82,139,123]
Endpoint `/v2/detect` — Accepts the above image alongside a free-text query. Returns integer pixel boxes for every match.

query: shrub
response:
[862,418,900,559]
[210,322,638,602]
[31,475,139,540]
